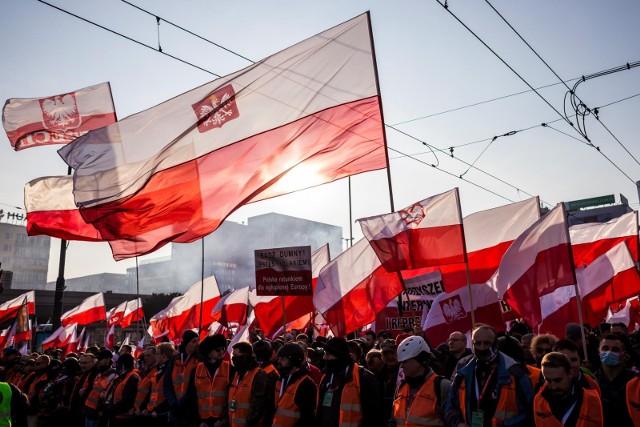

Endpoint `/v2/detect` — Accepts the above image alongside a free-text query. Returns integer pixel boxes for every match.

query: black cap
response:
[200,334,227,358]
[323,337,351,361]
[97,349,113,360]
[253,340,273,362]
[277,343,305,367]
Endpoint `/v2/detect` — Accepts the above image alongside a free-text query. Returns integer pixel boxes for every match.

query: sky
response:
[1,0,639,285]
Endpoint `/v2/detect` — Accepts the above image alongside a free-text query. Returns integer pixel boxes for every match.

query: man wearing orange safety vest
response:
[627,375,640,427]
[444,325,534,427]
[253,339,279,423]
[317,337,382,427]
[84,349,117,427]
[389,336,450,426]
[184,334,230,427]
[228,341,271,427]
[164,330,199,427]
[103,354,140,427]
[553,339,600,395]
[141,342,174,427]
[272,343,317,427]
[533,352,603,427]
[131,346,158,418]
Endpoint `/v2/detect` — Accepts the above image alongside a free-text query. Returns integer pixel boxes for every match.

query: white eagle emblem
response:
[40,94,79,129]
[192,84,239,133]
[440,295,467,323]
[399,202,426,228]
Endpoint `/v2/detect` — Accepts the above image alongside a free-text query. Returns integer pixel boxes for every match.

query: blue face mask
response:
[600,351,621,367]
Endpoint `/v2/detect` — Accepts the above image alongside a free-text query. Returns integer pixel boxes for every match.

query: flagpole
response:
[281,296,287,336]
[52,168,71,330]
[199,238,205,334]
[348,177,353,248]
[454,188,476,328]
[135,257,141,340]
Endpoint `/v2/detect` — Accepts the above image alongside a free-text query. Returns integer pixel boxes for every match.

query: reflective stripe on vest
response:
[627,377,640,427]
[339,364,363,427]
[0,382,12,427]
[171,355,197,401]
[85,372,115,410]
[134,367,156,411]
[195,360,230,419]
[393,373,444,426]
[146,371,165,412]
[457,373,519,425]
[534,384,603,427]
[273,374,311,427]
[228,367,261,427]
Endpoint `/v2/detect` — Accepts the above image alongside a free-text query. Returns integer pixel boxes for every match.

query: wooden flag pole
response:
[199,238,205,334]
[454,188,476,329]
[135,257,141,340]
[281,296,287,336]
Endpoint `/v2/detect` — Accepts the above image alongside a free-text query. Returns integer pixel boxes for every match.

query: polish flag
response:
[2,82,116,151]
[122,334,131,347]
[43,323,78,351]
[314,238,404,336]
[61,293,106,326]
[227,312,256,355]
[105,324,115,350]
[422,284,504,347]
[490,204,575,326]
[606,297,640,331]
[211,287,250,328]
[570,211,638,268]
[271,312,314,339]
[148,276,221,340]
[107,298,144,329]
[134,336,146,358]
[358,189,465,271]
[247,245,330,338]
[64,326,80,355]
[435,197,541,292]
[0,291,35,322]
[58,14,387,261]
[76,327,86,351]
[539,242,640,334]
[207,322,228,338]
[0,325,15,350]
[24,176,102,242]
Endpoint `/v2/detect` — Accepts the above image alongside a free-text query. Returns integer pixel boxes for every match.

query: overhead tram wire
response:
[35,0,221,77]
[483,0,640,169]
[436,0,639,188]
[36,0,552,207]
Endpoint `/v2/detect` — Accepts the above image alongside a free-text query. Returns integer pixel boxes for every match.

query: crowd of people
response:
[0,321,639,427]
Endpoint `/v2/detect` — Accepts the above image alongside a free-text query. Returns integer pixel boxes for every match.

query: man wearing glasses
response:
[442,332,472,379]
[444,325,534,427]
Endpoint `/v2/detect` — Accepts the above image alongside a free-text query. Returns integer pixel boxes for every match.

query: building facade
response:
[0,221,50,290]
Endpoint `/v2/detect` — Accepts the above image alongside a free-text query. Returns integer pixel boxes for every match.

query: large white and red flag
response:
[61,293,106,326]
[314,238,404,336]
[227,312,256,355]
[3,82,116,151]
[490,204,575,327]
[58,14,387,260]
[435,197,541,291]
[211,287,250,328]
[422,284,504,347]
[357,189,465,271]
[569,211,638,268]
[148,276,221,340]
[0,325,15,350]
[606,297,640,331]
[539,242,640,335]
[24,176,102,242]
[0,291,35,322]
[42,323,78,351]
[246,245,331,338]
[107,298,144,329]
[105,324,115,350]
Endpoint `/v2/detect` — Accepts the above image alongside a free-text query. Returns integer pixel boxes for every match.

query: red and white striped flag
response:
[58,14,387,260]
[61,293,106,327]
[227,312,256,355]
[490,204,575,327]
[0,291,35,322]
[107,298,144,329]
[43,323,78,351]
[358,189,465,272]
[211,287,250,328]
[570,211,638,268]
[105,324,115,350]
[606,297,640,331]
[24,176,102,242]
[3,82,116,151]
[148,276,221,340]
[134,336,146,358]
[314,238,404,336]
[422,284,504,347]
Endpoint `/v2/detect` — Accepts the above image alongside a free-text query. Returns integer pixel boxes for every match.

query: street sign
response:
[255,245,312,296]
[566,194,615,211]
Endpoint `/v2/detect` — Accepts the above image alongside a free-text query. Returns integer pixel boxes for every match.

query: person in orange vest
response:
[83,349,117,427]
[497,334,546,393]
[553,339,600,395]
[389,336,450,426]
[184,334,230,427]
[316,337,383,427]
[228,341,272,427]
[141,342,175,427]
[131,346,157,418]
[533,352,603,427]
[26,354,49,427]
[70,354,98,427]
[103,354,140,427]
[444,325,534,427]
[253,339,279,424]
[626,374,640,427]
[1,349,22,385]
[164,330,199,427]
[273,343,317,427]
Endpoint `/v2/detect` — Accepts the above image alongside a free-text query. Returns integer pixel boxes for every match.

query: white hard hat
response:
[397,336,431,362]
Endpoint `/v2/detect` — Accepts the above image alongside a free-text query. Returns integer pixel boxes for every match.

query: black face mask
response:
[405,372,428,388]
[325,359,350,374]
[277,365,292,377]
[473,345,499,366]
[232,355,251,371]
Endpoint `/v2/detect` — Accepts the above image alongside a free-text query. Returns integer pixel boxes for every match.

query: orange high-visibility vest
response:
[533,383,603,427]
[228,366,261,427]
[84,371,115,411]
[263,364,277,376]
[340,364,363,427]
[26,371,47,401]
[528,365,543,390]
[146,369,166,412]
[583,374,601,396]
[17,371,34,393]
[458,373,520,425]
[171,354,197,401]
[393,373,444,426]
[626,376,640,427]
[273,373,312,427]
[195,361,230,419]
[110,370,140,418]
[134,367,156,411]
